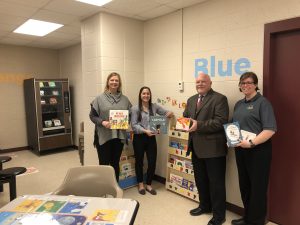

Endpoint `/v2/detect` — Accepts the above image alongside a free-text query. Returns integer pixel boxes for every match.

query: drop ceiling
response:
[0,0,207,50]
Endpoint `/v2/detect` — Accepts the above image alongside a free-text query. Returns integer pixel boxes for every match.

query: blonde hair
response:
[105,72,122,92]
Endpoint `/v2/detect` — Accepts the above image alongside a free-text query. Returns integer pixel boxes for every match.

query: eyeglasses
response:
[239,82,254,86]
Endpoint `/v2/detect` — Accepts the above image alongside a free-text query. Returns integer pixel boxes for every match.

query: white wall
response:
[59,44,83,146]
[82,12,144,165]
[144,0,300,206]
[0,44,59,149]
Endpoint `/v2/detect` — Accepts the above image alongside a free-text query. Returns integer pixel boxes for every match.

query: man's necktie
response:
[196,95,204,111]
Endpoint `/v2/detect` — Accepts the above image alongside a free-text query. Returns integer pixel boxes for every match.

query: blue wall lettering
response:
[194,56,251,77]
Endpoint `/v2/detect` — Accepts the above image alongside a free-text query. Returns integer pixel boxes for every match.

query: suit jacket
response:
[183,89,229,158]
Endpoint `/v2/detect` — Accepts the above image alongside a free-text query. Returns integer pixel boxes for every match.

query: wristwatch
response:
[249,139,256,148]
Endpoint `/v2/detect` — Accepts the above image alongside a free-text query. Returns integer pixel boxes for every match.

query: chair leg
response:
[0,163,3,192]
[8,175,17,201]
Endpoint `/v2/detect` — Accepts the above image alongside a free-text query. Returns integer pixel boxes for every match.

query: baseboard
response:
[153,174,244,216]
[0,145,78,153]
[0,146,29,153]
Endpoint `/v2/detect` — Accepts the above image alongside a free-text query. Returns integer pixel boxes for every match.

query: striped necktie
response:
[196,95,204,111]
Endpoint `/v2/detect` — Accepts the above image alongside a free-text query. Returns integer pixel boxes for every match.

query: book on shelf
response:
[149,116,168,134]
[41,99,46,105]
[49,97,57,104]
[48,81,56,87]
[52,90,59,96]
[44,120,52,128]
[109,110,129,129]
[52,119,61,126]
[40,90,44,96]
[39,82,44,87]
[175,117,191,131]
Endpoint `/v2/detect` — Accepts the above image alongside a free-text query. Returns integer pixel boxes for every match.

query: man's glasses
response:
[239,81,254,86]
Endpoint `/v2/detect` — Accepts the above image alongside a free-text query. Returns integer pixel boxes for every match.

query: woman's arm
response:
[237,130,275,148]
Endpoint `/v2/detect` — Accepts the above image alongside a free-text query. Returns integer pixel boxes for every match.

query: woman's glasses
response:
[239,81,254,86]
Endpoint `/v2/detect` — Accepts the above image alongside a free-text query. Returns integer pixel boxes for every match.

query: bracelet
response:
[249,139,256,148]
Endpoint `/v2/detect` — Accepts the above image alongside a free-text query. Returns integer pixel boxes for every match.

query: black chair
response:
[0,156,12,192]
[0,167,26,201]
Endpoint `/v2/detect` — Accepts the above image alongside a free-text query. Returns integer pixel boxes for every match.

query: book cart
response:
[165,118,199,202]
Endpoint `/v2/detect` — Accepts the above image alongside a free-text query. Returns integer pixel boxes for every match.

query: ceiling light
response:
[14,19,63,37]
[75,0,113,7]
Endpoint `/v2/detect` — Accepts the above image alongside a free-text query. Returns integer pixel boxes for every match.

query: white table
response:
[0,194,139,225]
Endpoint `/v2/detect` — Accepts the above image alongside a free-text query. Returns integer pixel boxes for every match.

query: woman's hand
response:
[166,111,174,118]
[236,140,252,148]
[102,121,111,129]
[144,130,155,136]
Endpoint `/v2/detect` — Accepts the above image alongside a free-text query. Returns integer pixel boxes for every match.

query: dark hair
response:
[105,72,122,92]
[239,71,259,92]
[138,86,153,122]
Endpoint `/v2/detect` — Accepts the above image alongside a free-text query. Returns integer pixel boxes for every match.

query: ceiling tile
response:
[105,0,160,15]
[2,0,51,8]
[0,1,38,17]
[33,9,79,25]
[136,5,176,19]
[44,0,101,18]
[167,0,207,9]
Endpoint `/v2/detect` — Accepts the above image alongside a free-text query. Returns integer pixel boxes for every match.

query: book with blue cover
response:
[149,116,168,134]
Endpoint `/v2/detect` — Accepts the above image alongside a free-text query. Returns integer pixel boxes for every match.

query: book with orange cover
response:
[175,117,190,131]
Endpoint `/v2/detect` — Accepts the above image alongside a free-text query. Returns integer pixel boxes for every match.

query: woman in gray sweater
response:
[89,72,132,181]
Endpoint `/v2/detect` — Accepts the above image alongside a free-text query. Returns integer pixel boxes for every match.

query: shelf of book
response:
[118,133,138,189]
[166,181,199,202]
[168,147,191,160]
[166,117,199,203]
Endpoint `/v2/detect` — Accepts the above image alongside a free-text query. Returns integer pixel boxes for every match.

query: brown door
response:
[264,17,300,225]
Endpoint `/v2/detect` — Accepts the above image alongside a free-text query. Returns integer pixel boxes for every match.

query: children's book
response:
[49,97,57,104]
[149,116,168,134]
[223,122,242,147]
[59,200,88,214]
[90,209,128,223]
[48,81,56,87]
[53,119,61,126]
[175,117,191,131]
[36,200,66,213]
[109,110,129,129]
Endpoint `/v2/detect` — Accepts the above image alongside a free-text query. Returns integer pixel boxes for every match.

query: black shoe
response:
[231,218,246,225]
[189,206,211,216]
[138,189,146,195]
[146,188,157,195]
[207,217,225,225]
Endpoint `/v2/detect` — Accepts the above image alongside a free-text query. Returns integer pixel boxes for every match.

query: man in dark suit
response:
[183,72,229,225]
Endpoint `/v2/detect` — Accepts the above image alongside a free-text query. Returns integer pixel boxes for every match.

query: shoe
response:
[231,218,246,225]
[138,189,146,195]
[207,217,225,225]
[189,206,211,216]
[146,188,157,195]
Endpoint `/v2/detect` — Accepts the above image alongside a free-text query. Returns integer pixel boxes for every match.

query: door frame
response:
[264,17,300,98]
[263,16,300,222]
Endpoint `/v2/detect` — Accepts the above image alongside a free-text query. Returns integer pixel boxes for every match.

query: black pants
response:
[96,138,124,181]
[235,141,272,225]
[192,154,226,221]
[133,134,157,185]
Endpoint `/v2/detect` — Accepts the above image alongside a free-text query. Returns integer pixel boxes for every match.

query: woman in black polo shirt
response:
[232,72,277,225]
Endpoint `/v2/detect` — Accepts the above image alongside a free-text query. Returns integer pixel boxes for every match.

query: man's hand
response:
[187,118,197,132]
[102,121,111,129]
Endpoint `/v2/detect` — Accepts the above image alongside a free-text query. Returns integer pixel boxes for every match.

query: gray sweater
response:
[90,92,132,145]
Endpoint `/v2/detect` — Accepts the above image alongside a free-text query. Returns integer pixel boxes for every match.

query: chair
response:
[0,167,27,201]
[52,165,123,198]
[0,156,12,192]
